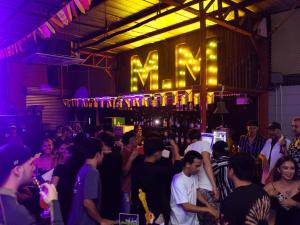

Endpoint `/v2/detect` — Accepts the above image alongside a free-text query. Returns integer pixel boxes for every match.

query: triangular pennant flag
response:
[74,0,86,14]
[50,16,64,28]
[38,27,46,39]
[65,4,73,21]
[70,1,78,18]
[45,22,56,34]
[80,0,91,10]
[57,9,69,26]
[32,30,38,43]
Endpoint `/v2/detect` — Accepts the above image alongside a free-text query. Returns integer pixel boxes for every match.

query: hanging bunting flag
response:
[45,22,56,34]
[70,1,78,18]
[57,9,69,26]
[64,4,73,22]
[38,24,51,39]
[0,0,94,59]
[50,16,64,28]
[74,0,86,13]
[80,0,92,10]
[32,30,38,43]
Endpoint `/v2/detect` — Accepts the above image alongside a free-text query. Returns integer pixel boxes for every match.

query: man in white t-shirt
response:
[170,151,219,225]
[259,122,291,184]
[184,129,219,225]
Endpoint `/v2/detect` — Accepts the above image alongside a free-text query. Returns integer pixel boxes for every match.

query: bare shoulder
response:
[264,183,273,192]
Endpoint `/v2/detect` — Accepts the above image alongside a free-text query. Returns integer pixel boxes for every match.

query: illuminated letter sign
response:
[175,40,218,88]
[131,50,159,92]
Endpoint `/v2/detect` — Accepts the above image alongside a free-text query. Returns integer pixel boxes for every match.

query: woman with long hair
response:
[34,138,57,180]
[264,156,300,225]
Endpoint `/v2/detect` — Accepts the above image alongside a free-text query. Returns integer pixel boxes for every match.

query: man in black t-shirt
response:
[221,153,270,225]
[131,137,181,225]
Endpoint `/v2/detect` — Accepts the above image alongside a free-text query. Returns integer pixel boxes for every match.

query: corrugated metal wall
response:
[268,85,300,139]
[26,87,65,129]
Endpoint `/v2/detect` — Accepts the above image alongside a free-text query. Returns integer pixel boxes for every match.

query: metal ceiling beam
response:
[79,51,113,77]
[78,0,263,53]
[95,17,200,53]
[222,0,256,16]
[91,0,258,53]
[76,0,202,51]
[79,2,170,43]
[161,0,257,36]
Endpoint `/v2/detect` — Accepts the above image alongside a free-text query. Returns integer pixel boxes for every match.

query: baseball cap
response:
[268,122,281,130]
[0,144,32,185]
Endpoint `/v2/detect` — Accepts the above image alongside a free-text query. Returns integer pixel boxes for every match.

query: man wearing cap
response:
[0,143,63,225]
[259,122,290,184]
[239,120,266,158]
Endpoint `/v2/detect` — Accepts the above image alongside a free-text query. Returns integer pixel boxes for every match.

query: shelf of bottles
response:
[128,103,201,153]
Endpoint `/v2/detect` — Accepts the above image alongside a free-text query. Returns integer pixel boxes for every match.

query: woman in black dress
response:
[264,156,300,225]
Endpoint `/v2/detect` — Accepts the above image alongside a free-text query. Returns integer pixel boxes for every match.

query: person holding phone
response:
[0,143,64,225]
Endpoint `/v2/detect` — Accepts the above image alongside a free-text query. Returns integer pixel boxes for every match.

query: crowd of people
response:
[0,116,300,225]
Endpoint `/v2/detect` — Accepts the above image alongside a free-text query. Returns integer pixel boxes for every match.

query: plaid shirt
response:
[239,134,266,157]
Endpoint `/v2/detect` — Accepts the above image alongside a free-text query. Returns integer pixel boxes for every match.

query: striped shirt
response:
[239,134,266,158]
[212,156,234,201]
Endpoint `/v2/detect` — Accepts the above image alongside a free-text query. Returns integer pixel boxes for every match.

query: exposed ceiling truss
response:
[79,51,113,77]
[75,0,266,54]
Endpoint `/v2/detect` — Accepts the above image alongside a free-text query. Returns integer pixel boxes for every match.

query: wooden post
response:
[257,38,270,137]
[199,1,207,132]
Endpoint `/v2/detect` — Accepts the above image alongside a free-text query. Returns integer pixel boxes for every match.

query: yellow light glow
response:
[209,42,217,48]
[206,49,211,54]
[209,55,217,60]
[188,59,193,64]
[152,54,158,60]
[179,48,183,53]
[208,66,217,73]
[208,78,217,85]
[193,66,200,71]
[179,81,186,87]
[131,50,159,92]
[162,79,172,90]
